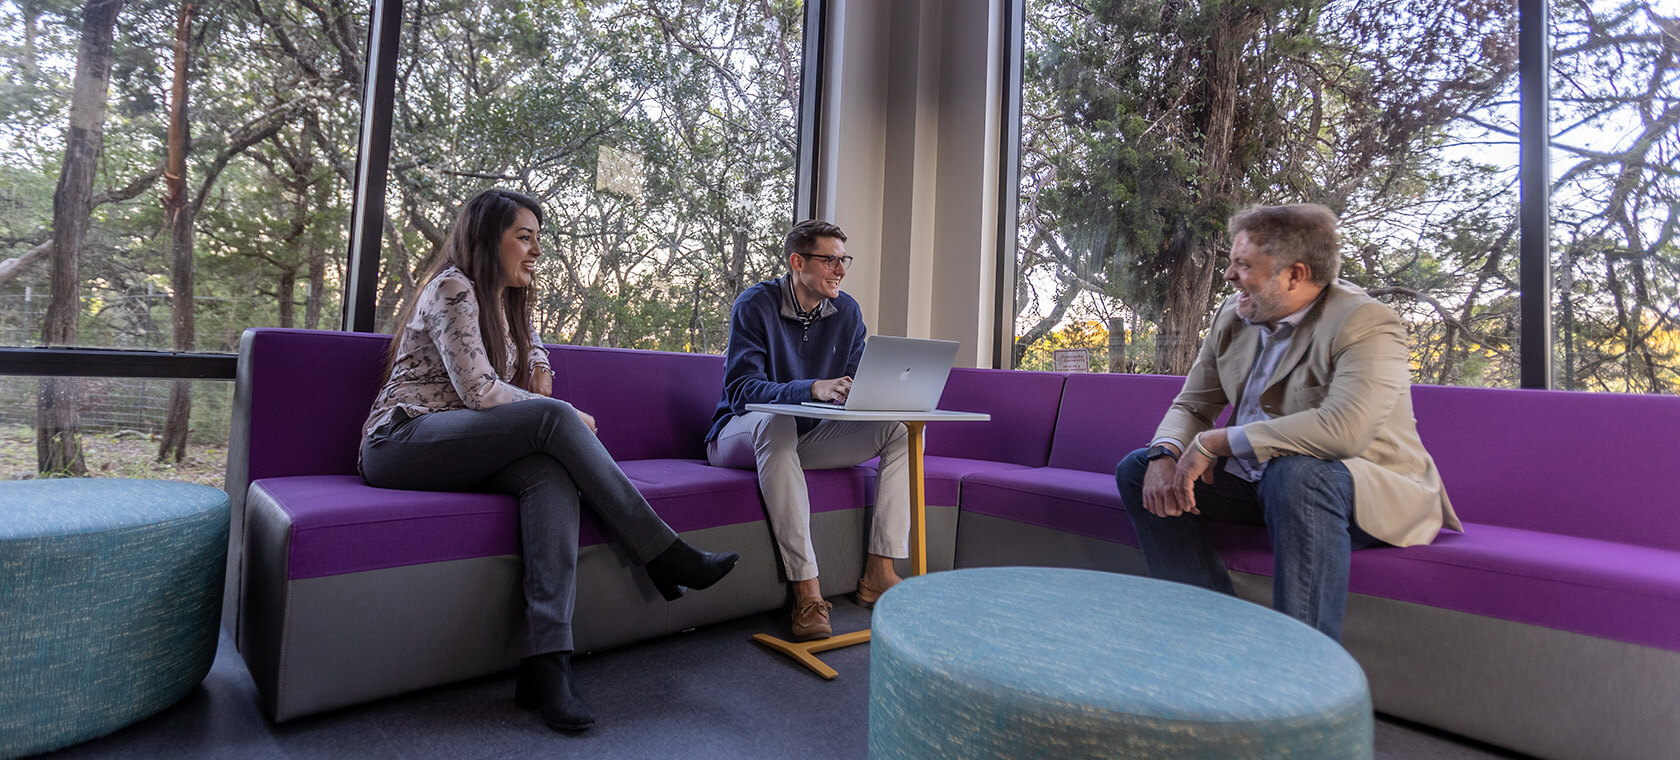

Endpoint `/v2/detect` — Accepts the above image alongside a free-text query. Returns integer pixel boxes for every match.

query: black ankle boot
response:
[644,540,740,601]
[515,652,594,732]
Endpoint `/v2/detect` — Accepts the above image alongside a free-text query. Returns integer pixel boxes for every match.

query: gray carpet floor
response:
[36,598,1532,759]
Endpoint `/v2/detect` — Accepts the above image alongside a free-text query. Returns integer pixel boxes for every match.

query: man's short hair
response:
[1228,204,1341,285]
[785,219,848,258]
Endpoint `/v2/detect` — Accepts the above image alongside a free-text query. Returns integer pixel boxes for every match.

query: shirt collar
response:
[1243,298,1315,340]
[778,274,837,321]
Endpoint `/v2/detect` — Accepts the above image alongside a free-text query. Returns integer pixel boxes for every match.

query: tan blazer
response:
[1155,281,1460,547]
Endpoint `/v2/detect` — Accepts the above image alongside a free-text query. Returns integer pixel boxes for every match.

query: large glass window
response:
[1015,0,1522,385]
[1,0,362,477]
[377,0,803,353]
[1549,0,1680,393]
[0,0,360,350]
[0,375,231,481]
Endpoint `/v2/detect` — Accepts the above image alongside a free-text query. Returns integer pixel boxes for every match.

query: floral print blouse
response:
[360,266,550,446]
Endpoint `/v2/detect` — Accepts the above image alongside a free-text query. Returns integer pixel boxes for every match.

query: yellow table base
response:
[751,629,872,679]
[754,420,931,679]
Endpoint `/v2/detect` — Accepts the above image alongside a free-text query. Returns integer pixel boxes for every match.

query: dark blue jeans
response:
[362,398,679,656]
[1116,447,1384,641]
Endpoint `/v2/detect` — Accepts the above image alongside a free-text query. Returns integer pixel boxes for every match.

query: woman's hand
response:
[576,409,597,435]
[530,365,553,396]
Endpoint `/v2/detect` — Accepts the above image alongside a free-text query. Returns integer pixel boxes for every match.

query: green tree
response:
[1018,0,1516,374]
[38,0,125,475]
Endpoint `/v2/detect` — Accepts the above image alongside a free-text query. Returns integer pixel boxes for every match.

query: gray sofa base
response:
[953,511,1146,576]
[241,487,947,722]
[1233,574,1680,760]
[955,511,1678,760]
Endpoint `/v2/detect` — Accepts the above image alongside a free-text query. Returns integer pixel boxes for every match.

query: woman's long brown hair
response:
[384,189,543,390]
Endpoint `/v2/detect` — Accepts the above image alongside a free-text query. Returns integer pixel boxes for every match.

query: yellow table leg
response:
[906,421,927,577]
[753,421,930,678]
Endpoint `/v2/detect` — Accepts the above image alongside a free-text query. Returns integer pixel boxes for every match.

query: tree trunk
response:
[1155,232,1222,374]
[37,0,124,476]
[728,228,747,302]
[306,179,329,329]
[19,1,40,74]
[1628,257,1661,392]
[158,2,196,463]
[1107,316,1127,373]
[688,279,704,350]
[306,246,326,329]
[376,213,418,333]
[1558,246,1576,389]
[1151,5,1262,375]
[277,267,297,327]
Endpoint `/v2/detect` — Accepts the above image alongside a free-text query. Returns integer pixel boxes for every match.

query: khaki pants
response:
[708,412,910,581]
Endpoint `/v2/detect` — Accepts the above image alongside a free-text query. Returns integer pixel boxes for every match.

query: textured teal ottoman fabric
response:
[0,478,229,759]
[869,567,1372,759]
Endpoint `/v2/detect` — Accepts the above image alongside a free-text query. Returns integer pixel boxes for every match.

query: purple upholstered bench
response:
[954,372,1185,573]
[224,329,880,722]
[946,370,1680,760]
[877,367,1070,571]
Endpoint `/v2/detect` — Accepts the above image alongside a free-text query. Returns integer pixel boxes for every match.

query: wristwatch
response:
[1144,444,1178,462]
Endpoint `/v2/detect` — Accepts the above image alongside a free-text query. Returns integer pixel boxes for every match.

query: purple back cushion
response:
[1047,373,1190,474]
[925,368,1066,466]
[548,345,724,461]
[1411,384,1680,549]
[243,328,391,482]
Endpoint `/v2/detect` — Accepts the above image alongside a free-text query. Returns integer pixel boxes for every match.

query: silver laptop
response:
[802,335,959,412]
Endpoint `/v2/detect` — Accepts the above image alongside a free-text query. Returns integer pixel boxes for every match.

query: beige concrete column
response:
[818,0,1005,369]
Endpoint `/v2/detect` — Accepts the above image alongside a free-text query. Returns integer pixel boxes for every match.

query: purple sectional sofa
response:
[912,367,1069,569]
[943,372,1680,760]
[225,329,886,722]
[226,327,1679,759]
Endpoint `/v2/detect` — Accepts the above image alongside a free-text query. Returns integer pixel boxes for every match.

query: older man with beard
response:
[1115,203,1460,642]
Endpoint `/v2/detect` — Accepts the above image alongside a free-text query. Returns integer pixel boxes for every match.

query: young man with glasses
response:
[705,219,910,641]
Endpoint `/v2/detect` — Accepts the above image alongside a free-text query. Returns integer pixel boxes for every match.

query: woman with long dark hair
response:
[359,188,737,732]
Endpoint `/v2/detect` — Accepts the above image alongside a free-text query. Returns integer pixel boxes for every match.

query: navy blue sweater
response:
[707,277,867,442]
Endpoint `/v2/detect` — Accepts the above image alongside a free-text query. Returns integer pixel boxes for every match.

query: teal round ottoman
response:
[869,567,1372,759]
[0,478,229,759]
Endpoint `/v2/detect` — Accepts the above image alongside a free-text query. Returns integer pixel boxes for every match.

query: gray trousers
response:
[707,412,910,581]
[361,397,677,657]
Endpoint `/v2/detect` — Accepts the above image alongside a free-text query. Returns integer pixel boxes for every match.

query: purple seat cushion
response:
[959,467,1137,546]
[621,459,877,521]
[258,463,878,581]
[910,456,1036,507]
[926,368,1066,466]
[1411,385,1680,550]
[1217,523,1680,653]
[253,476,520,581]
[965,463,1680,653]
[242,329,391,481]
[1046,373,1188,474]
[548,345,725,462]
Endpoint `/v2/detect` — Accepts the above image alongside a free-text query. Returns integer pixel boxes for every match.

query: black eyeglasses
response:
[799,253,854,270]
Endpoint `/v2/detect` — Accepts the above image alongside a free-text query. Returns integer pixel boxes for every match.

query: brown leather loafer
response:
[791,598,833,641]
[855,577,892,609]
